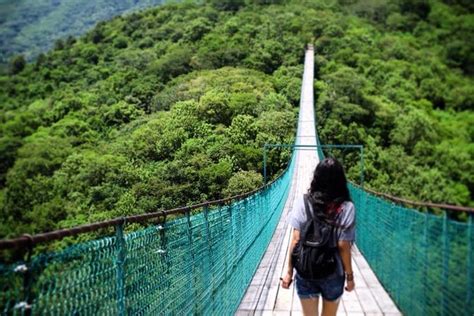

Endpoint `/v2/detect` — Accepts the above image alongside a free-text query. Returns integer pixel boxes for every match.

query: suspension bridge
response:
[1,47,473,315]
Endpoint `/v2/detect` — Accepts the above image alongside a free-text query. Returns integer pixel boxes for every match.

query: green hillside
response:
[0,0,164,66]
[315,0,474,213]
[0,1,304,238]
[0,0,473,239]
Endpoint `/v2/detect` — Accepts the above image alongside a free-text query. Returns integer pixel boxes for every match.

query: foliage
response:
[0,0,165,66]
[0,0,472,239]
[224,170,263,197]
[0,1,310,237]
[317,0,474,211]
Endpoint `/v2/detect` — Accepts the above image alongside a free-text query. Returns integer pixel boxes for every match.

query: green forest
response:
[0,0,164,67]
[0,0,473,239]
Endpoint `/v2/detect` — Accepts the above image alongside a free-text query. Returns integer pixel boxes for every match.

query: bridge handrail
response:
[0,169,286,251]
[350,182,474,214]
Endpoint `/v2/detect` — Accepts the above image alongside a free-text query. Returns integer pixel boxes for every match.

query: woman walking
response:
[281,157,355,316]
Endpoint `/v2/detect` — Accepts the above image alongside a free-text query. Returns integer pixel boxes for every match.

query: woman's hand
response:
[345,279,355,292]
[280,271,293,289]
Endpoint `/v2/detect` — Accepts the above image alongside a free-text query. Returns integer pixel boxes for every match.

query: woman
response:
[281,157,355,316]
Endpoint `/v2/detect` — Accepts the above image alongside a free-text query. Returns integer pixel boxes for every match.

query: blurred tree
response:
[10,55,26,74]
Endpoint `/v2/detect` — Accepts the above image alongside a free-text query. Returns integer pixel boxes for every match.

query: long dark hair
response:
[307,157,351,217]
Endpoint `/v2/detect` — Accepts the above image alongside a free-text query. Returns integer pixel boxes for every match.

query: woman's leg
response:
[321,298,340,316]
[300,297,319,316]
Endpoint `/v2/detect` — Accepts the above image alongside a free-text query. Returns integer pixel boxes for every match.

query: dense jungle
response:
[0,0,473,239]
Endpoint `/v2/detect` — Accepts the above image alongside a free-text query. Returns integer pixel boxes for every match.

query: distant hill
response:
[0,0,163,65]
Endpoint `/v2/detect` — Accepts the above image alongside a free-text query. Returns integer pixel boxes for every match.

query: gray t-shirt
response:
[289,196,356,242]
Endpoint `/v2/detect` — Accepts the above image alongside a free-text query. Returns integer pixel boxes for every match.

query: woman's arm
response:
[338,240,355,291]
[281,228,300,289]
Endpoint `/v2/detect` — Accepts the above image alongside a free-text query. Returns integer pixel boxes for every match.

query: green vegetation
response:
[0,0,472,239]
[0,2,307,238]
[314,0,474,215]
[0,0,164,66]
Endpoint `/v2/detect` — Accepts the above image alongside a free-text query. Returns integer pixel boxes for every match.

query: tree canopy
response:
[0,0,472,239]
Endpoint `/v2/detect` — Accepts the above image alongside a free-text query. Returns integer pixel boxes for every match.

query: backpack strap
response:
[302,194,314,221]
[300,194,314,242]
[304,194,339,248]
[304,194,326,223]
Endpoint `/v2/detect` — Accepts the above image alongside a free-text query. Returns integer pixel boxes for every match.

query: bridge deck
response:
[236,46,402,315]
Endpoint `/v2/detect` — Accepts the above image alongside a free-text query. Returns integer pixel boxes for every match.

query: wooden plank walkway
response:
[236,46,402,315]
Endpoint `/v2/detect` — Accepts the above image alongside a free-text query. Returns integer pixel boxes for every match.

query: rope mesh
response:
[1,155,295,315]
[349,172,473,316]
[314,123,473,315]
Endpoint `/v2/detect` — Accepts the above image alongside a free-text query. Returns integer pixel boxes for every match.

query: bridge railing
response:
[0,153,296,315]
[315,132,473,315]
[350,184,473,316]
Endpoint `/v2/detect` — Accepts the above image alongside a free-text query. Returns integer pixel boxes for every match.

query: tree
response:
[150,45,192,81]
[10,55,26,74]
[208,0,245,11]
[101,101,144,127]
[224,170,263,197]
[0,137,22,186]
[114,36,129,49]
[390,107,439,154]
[197,89,232,125]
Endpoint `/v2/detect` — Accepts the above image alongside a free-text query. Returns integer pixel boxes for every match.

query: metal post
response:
[441,213,449,316]
[263,144,267,184]
[203,205,213,308]
[388,202,397,301]
[186,211,197,314]
[158,218,169,310]
[360,145,364,188]
[115,220,126,316]
[467,214,473,313]
[218,206,229,311]
[159,214,170,280]
[13,239,33,315]
[228,203,236,269]
[393,203,401,304]
[239,198,246,293]
[422,212,428,315]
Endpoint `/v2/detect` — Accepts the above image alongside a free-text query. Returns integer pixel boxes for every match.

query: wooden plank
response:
[359,267,383,287]
[356,288,382,313]
[290,284,302,312]
[342,291,364,314]
[371,288,400,313]
[238,166,299,313]
[237,46,402,316]
[335,298,347,315]
[234,310,252,316]
[273,279,294,311]
[260,170,300,311]
[262,225,293,311]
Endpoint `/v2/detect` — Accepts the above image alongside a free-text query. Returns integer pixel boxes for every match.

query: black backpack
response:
[291,194,339,279]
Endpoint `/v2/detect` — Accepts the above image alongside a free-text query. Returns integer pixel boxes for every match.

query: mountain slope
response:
[0,0,472,239]
[0,0,164,65]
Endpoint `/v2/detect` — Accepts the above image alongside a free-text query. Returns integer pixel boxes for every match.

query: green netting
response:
[1,154,295,315]
[350,185,474,315]
[314,130,473,315]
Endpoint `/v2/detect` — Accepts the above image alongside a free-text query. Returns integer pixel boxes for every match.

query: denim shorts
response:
[295,273,345,301]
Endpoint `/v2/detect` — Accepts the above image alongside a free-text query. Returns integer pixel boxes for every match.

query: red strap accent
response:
[327,202,343,215]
